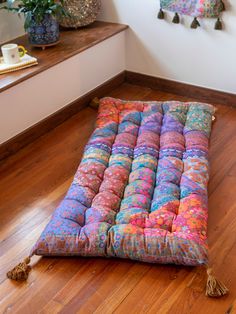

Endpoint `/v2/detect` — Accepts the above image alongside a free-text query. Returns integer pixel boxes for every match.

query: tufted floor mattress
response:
[32,98,215,266]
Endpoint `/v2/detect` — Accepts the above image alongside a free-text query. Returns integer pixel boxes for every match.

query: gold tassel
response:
[7,256,31,281]
[215,18,223,30]
[89,97,100,110]
[157,9,165,20]
[206,268,229,297]
[172,13,180,24]
[191,17,200,29]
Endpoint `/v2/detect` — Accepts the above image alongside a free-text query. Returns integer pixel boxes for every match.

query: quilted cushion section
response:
[32,98,215,266]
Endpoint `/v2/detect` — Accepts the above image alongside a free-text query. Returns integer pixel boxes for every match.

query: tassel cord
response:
[172,12,180,24]
[215,17,223,30]
[89,97,100,110]
[190,17,200,29]
[206,267,229,298]
[157,8,165,20]
[7,255,32,281]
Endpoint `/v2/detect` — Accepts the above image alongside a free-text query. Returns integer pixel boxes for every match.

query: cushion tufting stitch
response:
[32,98,215,266]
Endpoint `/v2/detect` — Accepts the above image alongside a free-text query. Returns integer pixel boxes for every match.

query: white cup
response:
[1,43,26,65]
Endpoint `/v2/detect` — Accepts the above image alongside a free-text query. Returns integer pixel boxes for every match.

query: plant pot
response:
[59,0,101,28]
[27,14,60,46]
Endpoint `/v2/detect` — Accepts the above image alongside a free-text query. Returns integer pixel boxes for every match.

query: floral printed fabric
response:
[32,98,215,266]
[160,0,224,18]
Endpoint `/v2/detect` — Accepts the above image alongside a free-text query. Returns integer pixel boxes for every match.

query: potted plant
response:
[1,0,67,46]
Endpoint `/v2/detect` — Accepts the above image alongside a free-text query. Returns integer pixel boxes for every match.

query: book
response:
[0,54,38,75]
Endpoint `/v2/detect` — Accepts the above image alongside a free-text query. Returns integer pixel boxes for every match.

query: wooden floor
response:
[1,83,236,314]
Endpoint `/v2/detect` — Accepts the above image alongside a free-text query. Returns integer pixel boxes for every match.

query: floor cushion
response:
[31,98,215,266]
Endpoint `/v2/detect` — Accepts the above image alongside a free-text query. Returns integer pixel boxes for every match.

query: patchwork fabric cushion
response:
[32,98,215,266]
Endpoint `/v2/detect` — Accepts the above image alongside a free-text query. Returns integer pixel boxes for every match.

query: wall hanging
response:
[158,0,225,30]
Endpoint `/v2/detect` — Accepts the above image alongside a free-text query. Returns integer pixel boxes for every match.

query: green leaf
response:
[24,11,32,30]
[1,0,68,23]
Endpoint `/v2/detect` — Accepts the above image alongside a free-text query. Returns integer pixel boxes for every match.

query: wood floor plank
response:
[0,83,236,314]
[114,266,192,314]
[40,259,113,314]
[57,261,150,314]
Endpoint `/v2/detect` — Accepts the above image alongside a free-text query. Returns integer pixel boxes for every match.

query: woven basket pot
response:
[59,0,101,28]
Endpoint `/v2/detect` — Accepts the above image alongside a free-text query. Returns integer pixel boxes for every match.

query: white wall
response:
[0,8,25,43]
[0,32,126,143]
[98,0,236,94]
